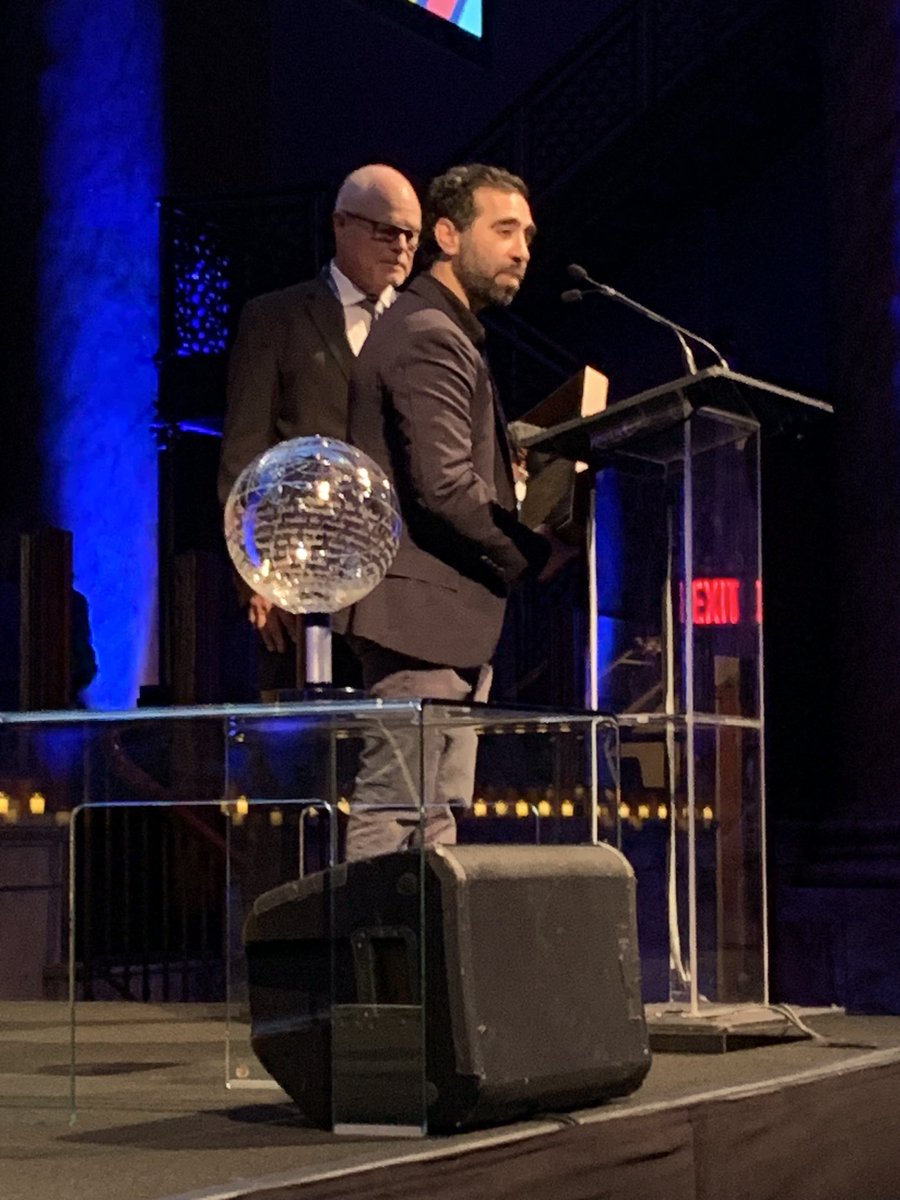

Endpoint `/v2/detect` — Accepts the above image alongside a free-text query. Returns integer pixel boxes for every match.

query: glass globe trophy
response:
[224,436,401,688]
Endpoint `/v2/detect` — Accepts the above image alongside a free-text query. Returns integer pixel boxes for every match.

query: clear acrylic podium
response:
[521,367,831,1016]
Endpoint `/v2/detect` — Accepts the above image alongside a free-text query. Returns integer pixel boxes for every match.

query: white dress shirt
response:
[329,261,395,356]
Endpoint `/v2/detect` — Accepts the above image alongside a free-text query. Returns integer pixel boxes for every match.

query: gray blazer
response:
[339,274,549,668]
[218,271,352,504]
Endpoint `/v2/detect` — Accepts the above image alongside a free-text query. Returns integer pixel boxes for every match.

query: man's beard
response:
[455,250,520,309]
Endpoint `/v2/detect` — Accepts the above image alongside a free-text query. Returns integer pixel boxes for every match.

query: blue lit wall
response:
[38,2,162,709]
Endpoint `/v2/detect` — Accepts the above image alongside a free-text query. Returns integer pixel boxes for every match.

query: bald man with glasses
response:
[219,164,422,693]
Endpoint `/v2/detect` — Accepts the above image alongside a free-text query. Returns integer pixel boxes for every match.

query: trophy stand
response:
[303,613,332,687]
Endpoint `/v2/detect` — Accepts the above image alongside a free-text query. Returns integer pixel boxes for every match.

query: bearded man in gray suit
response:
[339,164,571,859]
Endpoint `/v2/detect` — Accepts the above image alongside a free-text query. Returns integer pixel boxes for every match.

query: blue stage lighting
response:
[174,232,230,356]
[38,3,163,710]
[593,471,625,710]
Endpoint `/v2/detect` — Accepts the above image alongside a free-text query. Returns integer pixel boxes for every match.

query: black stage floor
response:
[2,1003,899,1200]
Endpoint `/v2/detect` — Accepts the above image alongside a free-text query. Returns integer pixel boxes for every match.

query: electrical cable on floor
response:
[768,1003,878,1050]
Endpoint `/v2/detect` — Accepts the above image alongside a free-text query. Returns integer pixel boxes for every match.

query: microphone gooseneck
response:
[562,265,729,376]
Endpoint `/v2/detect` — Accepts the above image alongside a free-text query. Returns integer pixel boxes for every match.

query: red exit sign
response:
[682,578,763,626]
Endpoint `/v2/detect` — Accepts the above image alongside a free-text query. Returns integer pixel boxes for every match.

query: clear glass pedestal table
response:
[0,697,624,1129]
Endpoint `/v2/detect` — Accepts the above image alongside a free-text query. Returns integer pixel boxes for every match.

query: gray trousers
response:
[345,639,492,861]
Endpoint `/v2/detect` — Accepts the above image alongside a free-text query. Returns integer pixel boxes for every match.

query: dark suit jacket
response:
[339,274,549,668]
[218,271,352,504]
[218,269,365,691]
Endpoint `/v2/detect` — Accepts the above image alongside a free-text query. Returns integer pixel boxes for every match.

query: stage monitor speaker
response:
[244,843,650,1132]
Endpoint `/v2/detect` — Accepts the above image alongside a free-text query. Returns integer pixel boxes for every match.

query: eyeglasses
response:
[339,210,420,250]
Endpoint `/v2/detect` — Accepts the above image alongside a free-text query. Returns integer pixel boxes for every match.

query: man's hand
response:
[512,447,529,507]
[248,594,298,654]
[536,525,580,583]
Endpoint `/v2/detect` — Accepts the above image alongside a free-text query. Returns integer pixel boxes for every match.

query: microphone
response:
[563,263,730,376]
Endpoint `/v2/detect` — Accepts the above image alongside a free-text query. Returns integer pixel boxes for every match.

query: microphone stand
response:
[563,265,730,377]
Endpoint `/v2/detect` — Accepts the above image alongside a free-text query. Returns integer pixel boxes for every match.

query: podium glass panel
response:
[593,407,762,721]
[590,401,766,1009]
[617,717,765,1006]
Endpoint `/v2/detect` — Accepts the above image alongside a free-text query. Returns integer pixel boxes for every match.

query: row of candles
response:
[0,789,715,828]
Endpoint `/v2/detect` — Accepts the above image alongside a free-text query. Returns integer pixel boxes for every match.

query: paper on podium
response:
[518,365,608,432]
[511,367,606,544]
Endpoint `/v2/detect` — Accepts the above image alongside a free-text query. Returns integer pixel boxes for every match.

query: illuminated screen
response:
[408,0,483,38]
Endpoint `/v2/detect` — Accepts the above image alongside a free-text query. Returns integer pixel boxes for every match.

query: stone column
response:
[38,1,163,708]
